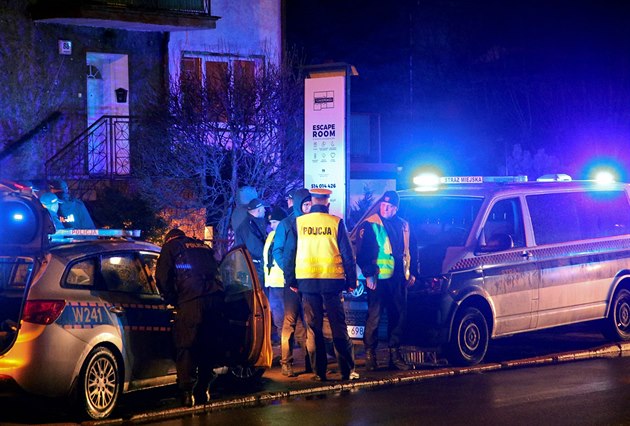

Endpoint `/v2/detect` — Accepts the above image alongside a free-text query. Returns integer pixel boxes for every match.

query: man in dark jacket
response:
[155,228,225,407]
[356,190,416,371]
[284,188,359,381]
[274,188,312,376]
[235,197,268,285]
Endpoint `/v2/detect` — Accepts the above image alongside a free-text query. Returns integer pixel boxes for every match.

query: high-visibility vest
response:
[364,214,411,280]
[263,230,284,288]
[295,213,345,279]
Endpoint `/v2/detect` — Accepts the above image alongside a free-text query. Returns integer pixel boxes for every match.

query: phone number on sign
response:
[310,183,336,189]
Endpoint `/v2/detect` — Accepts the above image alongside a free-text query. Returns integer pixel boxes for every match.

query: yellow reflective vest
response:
[364,214,411,280]
[295,213,345,279]
[263,230,284,288]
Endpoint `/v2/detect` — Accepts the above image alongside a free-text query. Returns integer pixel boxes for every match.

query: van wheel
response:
[77,347,120,419]
[448,307,489,366]
[603,288,630,341]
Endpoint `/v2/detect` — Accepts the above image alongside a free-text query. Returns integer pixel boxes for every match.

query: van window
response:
[483,198,525,248]
[399,196,483,247]
[527,190,630,245]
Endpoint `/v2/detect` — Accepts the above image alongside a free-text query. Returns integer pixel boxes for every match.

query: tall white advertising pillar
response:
[304,64,357,220]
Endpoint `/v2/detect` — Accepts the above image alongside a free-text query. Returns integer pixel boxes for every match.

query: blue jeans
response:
[268,287,284,344]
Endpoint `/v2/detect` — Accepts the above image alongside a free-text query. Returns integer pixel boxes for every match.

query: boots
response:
[365,349,378,371]
[389,348,412,371]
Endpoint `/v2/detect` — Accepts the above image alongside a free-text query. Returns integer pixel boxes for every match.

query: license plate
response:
[347,325,364,339]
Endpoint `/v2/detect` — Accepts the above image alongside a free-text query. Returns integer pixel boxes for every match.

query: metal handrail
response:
[46,115,133,179]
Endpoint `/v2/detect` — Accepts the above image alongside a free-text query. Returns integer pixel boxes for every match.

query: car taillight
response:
[22,300,66,325]
[421,276,449,294]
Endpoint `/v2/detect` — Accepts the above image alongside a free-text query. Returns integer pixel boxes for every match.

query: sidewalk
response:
[101,340,630,425]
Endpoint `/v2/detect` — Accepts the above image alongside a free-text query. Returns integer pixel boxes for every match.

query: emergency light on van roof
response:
[413,173,529,191]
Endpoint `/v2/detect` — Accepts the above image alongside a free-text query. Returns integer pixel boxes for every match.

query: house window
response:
[180,55,260,123]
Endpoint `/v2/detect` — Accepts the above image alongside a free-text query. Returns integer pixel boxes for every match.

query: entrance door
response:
[86,53,130,176]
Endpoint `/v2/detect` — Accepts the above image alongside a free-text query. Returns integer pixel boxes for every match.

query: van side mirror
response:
[477,232,514,253]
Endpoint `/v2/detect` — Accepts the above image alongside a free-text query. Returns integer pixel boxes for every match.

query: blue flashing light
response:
[594,170,615,184]
[413,173,440,187]
[12,212,25,221]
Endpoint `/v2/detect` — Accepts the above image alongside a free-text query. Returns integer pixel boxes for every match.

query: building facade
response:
[0,0,282,188]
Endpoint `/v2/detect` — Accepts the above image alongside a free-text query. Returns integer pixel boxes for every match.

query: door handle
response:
[109,306,125,315]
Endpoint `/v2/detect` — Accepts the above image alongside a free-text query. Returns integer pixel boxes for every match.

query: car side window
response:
[482,198,525,248]
[65,258,96,287]
[101,253,153,294]
[138,252,160,293]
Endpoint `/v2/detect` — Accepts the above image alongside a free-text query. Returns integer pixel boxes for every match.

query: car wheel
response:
[78,346,120,420]
[603,288,630,341]
[448,307,489,366]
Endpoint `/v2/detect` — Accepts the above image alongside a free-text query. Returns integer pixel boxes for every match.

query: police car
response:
[0,187,271,419]
[350,174,630,366]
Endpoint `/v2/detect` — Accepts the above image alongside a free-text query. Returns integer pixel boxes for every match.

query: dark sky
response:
[286,0,630,181]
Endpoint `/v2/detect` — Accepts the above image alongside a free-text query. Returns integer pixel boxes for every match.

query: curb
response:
[90,341,630,425]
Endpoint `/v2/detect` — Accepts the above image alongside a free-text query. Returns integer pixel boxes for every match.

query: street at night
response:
[4,1,630,425]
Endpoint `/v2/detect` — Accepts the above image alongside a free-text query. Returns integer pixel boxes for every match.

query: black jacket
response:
[235,215,267,261]
[155,235,223,306]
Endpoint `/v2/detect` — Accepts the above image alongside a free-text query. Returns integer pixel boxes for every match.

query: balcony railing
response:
[31,0,217,31]
[87,0,209,14]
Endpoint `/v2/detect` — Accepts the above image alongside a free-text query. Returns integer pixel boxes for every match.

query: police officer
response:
[284,188,359,381]
[274,188,312,377]
[356,190,416,371]
[155,228,225,407]
[49,179,95,229]
[39,191,64,231]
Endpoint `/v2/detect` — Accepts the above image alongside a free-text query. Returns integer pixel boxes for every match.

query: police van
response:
[0,186,271,419]
[352,174,630,366]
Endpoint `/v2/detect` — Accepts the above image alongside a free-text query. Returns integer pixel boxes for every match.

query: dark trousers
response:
[174,293,224,393]
[268,287,284,344]
[281,287,308,366]
[302,291,355,378]
[363,277,407,351]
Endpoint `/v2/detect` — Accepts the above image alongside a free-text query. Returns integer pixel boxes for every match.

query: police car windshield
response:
[399,196,483,247]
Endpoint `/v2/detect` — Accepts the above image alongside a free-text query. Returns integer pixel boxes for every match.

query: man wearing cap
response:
[284,188,359,381]
[235,197,269,286]
[274,188,312,377]
[263,206,288,347]
[155,228,225,407]
[49,179,95,229]
[356,190,416,371]
[39,191,64,231]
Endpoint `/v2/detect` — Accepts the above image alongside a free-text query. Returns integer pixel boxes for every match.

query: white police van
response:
[352,174,630,366]
[0,186,271,419]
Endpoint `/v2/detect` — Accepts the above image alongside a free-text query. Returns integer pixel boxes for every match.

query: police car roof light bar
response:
[50,229,141,242]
